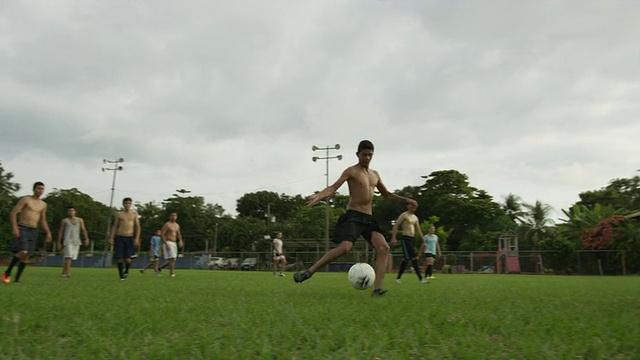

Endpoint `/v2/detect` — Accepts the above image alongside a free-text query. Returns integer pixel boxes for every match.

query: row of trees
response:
[1,161,638,272]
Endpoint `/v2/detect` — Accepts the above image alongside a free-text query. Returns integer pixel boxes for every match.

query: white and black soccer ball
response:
[348,263,376,290]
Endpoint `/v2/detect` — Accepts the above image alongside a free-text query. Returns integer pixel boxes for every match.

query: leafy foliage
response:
[416,170,510,250]
[0,162,20,251]
[520,200,554,249]
[580,215,628,250]
[577,176,640,211]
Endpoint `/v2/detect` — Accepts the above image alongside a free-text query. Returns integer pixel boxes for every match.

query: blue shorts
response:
[11,225,38,254]
[333,210,383,244]
[114,235,134,259]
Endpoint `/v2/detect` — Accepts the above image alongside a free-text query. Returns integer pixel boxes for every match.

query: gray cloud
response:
[1,1,639,218]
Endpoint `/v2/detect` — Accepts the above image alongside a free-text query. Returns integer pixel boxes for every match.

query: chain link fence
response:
[1,249,636,275]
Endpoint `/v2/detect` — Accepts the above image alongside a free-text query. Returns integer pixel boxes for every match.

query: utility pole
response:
[312,144,342,254]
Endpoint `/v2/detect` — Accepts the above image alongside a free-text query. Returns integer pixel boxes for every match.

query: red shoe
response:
[1,272,10,284]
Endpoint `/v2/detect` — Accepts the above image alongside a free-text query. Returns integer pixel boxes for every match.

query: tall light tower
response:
[101,158,124,257]
[312,144,342,253]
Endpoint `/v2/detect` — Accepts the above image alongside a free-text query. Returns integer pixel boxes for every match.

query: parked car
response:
[240,258,258,271]
[208,257,226,269]
[225,258,241,270]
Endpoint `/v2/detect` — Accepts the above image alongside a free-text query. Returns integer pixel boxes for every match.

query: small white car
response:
[208,257,226,269]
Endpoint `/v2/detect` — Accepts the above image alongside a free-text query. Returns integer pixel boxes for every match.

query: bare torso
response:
[18,196,46,227]
[115,211,137,236]
[163,222,180,242]
[400,212,419,237]
[346,165,380,214]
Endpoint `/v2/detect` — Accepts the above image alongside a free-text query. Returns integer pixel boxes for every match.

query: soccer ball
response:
[348,263,376,290]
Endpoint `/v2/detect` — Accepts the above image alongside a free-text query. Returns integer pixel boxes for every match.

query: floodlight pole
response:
[312,144,342,255]
[101,158,124,259]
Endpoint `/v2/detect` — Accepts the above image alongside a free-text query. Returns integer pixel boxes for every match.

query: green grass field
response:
[1,267,639,359]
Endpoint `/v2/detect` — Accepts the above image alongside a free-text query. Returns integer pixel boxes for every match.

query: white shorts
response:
[164,241,178,259]
[273,254,286,261]
[63,244,80,260]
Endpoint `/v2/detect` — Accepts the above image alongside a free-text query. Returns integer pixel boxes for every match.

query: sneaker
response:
[2,272,11,284]
[155,270,161,276]
[420,278,428,284]
[279,273,286,277]
[395,279,402,284]
[293,270,312,283]
[371,289,388,297]
[123,272,128,279]
[120,277,126,281]
[170,273,176,278]
[61,274,70,278]
[130,254,138,259]
[428,276,436,280]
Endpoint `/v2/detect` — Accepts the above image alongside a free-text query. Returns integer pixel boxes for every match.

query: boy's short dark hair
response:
[122,197,133,204]
[33,181,45,190]
[67,206,75,210]
[357,140,374,153]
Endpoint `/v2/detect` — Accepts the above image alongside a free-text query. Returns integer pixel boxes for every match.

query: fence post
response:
[621,252,627,276]
[538,254,544,275]
[577,252,582,275]
[597,259,604,276]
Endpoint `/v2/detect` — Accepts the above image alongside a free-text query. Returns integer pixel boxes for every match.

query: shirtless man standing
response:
[294,140,417,296]
[108,197,141,281]
[391,203,427,284]
[159,212,183,278]
[2,182,52,284]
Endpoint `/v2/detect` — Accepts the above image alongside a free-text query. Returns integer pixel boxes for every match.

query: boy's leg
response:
[62,258,71,275]
[14,249,30,282]
[15,261,27,282]
[411,257,423,280]
[5,255,20,275]
[397,260,407,279]
[124,259,131,275]
[117,260,124,278]
[308,241,352,274]
[370,232,389,290]
[294,241,352,283]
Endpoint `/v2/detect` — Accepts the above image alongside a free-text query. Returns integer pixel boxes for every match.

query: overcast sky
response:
[1,1,639,221]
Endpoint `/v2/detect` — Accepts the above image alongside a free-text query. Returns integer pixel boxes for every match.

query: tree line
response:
[1,161,638,272]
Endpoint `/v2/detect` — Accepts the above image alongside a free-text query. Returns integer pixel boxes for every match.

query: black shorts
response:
[333,210,383,244]
[114,235,135,259]
[424,253,436,258]
[400,235,418,260]
[11,225,38,254]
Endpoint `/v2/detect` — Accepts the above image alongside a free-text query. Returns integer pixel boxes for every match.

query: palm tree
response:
[503,193,525,223]
[522,200,554,249]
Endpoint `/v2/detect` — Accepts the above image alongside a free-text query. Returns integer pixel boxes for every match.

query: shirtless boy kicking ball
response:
[294,140,417,296]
